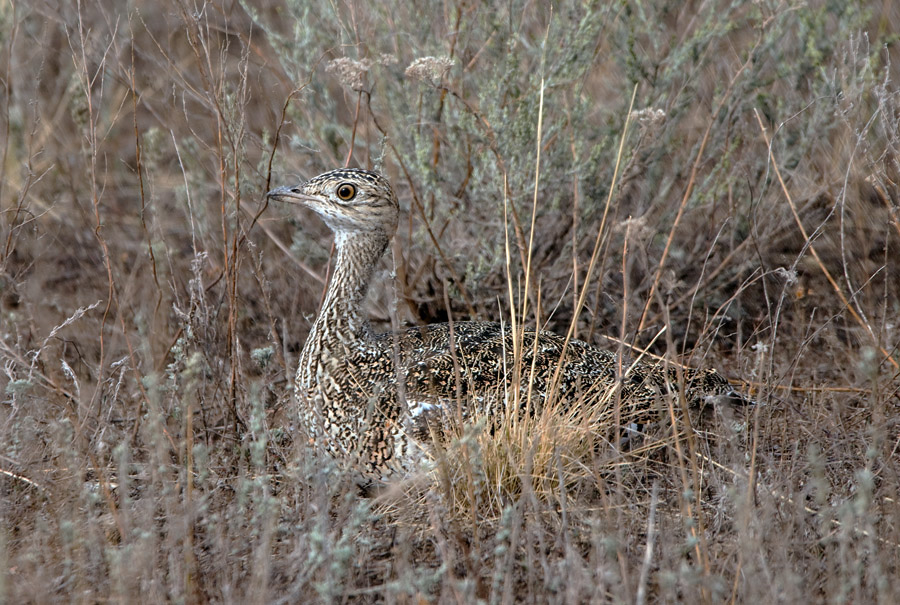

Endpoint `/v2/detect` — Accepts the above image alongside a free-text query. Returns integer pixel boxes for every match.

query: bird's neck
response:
[298,230,390,383]
[322,230,389,328]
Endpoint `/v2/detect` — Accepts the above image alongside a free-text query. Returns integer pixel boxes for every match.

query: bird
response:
[267,168,748,482]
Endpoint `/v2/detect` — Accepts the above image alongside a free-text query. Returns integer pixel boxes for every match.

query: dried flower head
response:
[405,56,454,86]
[774,266,799,285]
[629,107,666,126]
[377,53,399,66]
[616,215,654,244]
[326,57,373,91]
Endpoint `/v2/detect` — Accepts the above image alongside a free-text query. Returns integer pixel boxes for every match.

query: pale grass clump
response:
[402,310,694,521]
[430,389,672,519]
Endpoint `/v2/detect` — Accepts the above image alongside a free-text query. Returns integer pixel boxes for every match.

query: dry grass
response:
[2,0,899,602]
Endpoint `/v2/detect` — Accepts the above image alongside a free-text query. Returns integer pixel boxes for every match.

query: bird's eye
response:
[336,183,357,201]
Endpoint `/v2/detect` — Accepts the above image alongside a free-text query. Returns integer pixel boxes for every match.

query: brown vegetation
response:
[1,1,899,602]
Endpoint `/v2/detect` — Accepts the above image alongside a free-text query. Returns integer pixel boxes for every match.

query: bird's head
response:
[267,168,399,238]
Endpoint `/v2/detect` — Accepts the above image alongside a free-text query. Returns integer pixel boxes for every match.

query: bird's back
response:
[390,320,740,411]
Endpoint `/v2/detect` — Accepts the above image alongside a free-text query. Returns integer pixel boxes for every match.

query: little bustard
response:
[268,168,747,480]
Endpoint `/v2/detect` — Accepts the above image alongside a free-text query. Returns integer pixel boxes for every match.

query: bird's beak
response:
[266,186,319,205]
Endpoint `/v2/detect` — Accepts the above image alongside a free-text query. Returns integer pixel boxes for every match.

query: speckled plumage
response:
[268,169,746,480]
